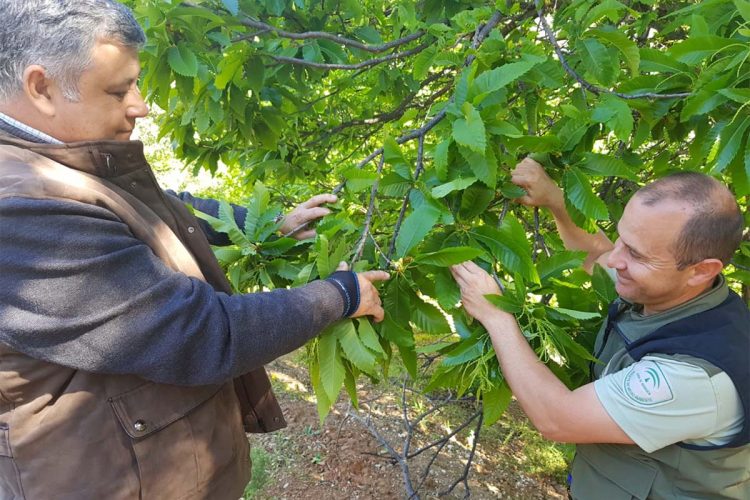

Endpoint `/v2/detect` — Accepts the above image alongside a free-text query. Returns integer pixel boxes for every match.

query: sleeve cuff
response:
[325,271,360,318]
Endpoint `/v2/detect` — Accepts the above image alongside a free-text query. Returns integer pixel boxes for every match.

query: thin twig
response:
[238,16,425,53]
[440,411,484,498]
[536,4,691,100]
[351,155,385,265]
[267,42,430,71]
[348,410,418,498]
[387,134,426,261]
[406,409,482,459]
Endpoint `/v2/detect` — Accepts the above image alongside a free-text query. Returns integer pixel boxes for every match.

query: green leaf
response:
[470,219,539,284]
[452,103,486,153]
[413,46,437,80]
[167,45,198,77]
[537,251,586,283]
[554,308,602,320]
[431,177,476,198]
[564,167,609,221]
[310,354,332,424]
[680,90,729,122]
[638,48,690,74]
[246,57,265,94]
[411,300,451,334]
[459,145,497,188]
[243,182,271,239]
[343,167,378,192]
[459,184,495,218]
[318,329,345,403]
[670,36,736,65]
[592,264,618,304]
[578,153,638,181]
[482,382,512,426]
[714,115,750,173]
[433,139,451,181]
[472,57,543,97]
[336,320,377,375]
[222,0,239,15]
[591,95,633,141]
[577,38,618,86]
[315,234,331,278]
[435,269,461,311]
[343,364,358,409]
[415,246,484,266]
[718,88,750,104]
[357,319,386,356]
[485,294,523,314]
[395,202,441,258]
[217,201,251,247]
[384,137,408,168]
[736,0,750,22]
[590,26,640,75]
[454,70,470,109]
[215,45,247,90]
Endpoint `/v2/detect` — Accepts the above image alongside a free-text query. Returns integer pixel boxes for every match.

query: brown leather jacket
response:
[0,133,286,499]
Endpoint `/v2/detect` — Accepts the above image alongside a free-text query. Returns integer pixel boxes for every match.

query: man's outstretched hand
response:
[511,158,565,210]
[336,262,389,323]
[280,194,338,240]
[450,261,504,324]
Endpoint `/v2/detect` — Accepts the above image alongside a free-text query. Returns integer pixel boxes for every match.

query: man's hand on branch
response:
[336,262,390,323]
[280,194,337,240]
[511,157,565,211]
[450,261,507,325]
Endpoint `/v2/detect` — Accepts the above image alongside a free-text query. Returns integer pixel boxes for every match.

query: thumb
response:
[336,261,349,271]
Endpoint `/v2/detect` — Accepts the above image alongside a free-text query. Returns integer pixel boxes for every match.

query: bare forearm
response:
[482,312,573,439]
[547,201,613,273]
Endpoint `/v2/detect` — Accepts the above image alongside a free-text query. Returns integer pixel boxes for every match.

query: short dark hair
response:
[636,172,744,269]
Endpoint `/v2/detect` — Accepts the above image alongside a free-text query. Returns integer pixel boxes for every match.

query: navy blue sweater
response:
[0,194,344,386]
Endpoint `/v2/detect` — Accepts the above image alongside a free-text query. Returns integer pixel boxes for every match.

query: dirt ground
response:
[245,355,569,499]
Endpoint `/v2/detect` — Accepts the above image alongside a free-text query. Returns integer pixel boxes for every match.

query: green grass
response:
[243,446,272,499]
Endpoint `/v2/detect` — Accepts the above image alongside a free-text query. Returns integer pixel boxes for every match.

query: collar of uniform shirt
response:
[0,112,62,145]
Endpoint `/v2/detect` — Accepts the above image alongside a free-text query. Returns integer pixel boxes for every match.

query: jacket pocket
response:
[0,424,24,499]
[109,382,238,498]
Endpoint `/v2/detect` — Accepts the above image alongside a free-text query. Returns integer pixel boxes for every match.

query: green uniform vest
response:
[570,278,750,500]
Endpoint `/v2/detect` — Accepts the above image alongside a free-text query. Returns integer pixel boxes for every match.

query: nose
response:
[606,238,626,270]
[126,87,149,119]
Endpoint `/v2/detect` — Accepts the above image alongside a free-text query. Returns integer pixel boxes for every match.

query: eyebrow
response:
[616,223,646,258]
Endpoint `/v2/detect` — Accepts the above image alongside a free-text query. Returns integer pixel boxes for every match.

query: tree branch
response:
[440,411,483,499]
[350,155,385,265]
[387,134,426,261]
[536,5,691,100]
[266,41,431,71]
[238,16,425,53]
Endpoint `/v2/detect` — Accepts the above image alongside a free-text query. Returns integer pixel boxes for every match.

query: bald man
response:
[452,160,749,499]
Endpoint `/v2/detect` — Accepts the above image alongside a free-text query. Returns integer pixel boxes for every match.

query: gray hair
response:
[0,0,145,103]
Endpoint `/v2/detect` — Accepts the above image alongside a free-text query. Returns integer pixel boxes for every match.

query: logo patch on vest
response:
[623,360,674,406]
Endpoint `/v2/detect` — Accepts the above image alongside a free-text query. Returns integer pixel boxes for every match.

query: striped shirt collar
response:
[0,112,62,144]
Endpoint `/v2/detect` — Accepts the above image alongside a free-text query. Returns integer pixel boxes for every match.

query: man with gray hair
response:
[0,1,388,498]
[452,158,749,498]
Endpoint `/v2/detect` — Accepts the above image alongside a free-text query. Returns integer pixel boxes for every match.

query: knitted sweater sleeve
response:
[0,197,344,386]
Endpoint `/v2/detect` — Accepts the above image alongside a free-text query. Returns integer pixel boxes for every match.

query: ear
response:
[687,258,724,288]
[22,65,57,117]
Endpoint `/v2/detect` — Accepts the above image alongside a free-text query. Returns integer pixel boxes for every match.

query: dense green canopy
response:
[128,0,750,422]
